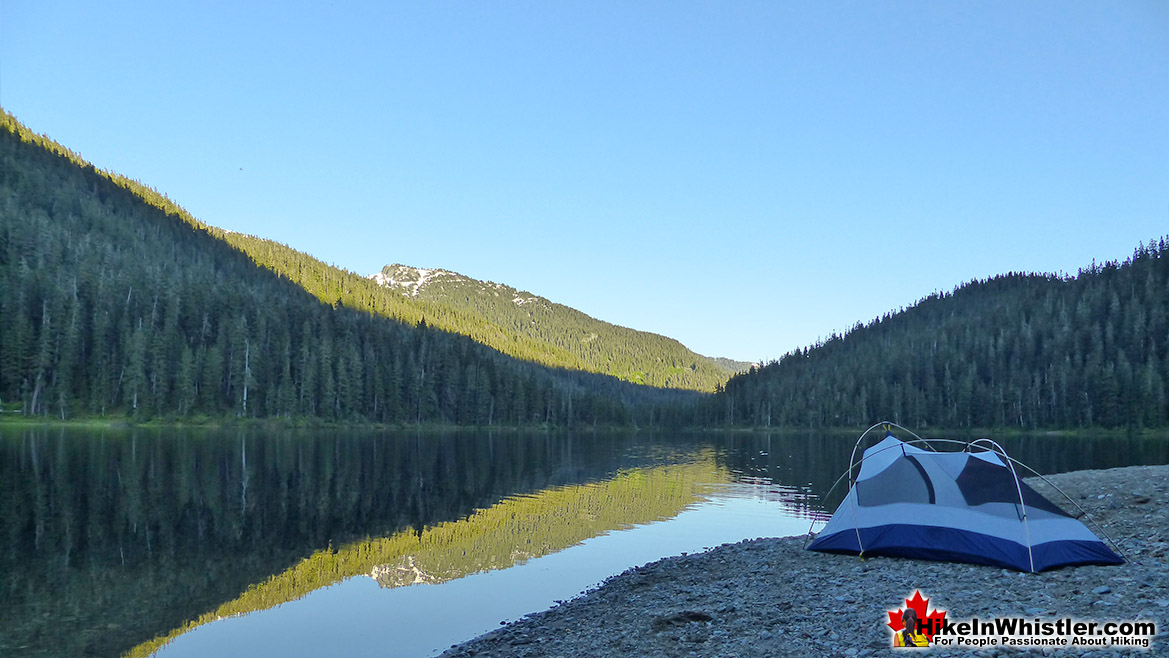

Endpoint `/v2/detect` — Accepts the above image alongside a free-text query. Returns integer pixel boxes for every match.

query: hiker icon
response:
[894,608,929,647]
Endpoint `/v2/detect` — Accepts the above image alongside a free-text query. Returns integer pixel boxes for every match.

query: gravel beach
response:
[441,464,1168,658]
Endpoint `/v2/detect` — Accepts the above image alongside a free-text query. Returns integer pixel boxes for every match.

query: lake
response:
[2,427,1166,658]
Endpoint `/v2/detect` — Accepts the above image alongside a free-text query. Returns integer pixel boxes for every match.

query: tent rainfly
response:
[806,426,1123,572]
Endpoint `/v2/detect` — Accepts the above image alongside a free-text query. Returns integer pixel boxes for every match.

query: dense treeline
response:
[0,111,684,426]
[215,234,742,393]
[693,240,1169,430]
[5,106,1166,432]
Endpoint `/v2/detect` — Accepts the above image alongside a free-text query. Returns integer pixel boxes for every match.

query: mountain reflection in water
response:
[1,427,1164,658]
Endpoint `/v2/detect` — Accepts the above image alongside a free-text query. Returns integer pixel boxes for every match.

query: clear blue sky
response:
[2,2,1166,362]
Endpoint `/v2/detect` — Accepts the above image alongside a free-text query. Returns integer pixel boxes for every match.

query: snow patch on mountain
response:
[371,265,468,297]
[370,265,563,320]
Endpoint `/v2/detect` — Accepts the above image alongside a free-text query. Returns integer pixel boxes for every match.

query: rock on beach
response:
[442,464,1168,658]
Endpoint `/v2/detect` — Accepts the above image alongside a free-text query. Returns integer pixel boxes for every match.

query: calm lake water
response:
[2,427,1167,658]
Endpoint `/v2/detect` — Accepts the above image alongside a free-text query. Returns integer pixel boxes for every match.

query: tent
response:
[806,426,1123,572]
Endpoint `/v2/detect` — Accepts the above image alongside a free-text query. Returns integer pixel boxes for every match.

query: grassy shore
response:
[0,413,627,434]
[4,412,1169,440]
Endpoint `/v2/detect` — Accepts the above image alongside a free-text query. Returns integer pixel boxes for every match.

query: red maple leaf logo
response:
[887,590,947,641]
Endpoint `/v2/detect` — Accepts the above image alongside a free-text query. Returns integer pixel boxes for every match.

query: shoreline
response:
[4,416,1168,441]
[0,416,621,433]
[442,464,1169,657]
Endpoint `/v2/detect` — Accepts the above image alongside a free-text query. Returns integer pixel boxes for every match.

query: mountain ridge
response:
[6,105,1166,430]
[0,107,694,426]
[369,263,751,391]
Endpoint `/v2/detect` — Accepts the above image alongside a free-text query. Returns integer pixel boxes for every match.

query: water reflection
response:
[1,427,1165,658]
[141,459,729,657]
[2,429,649,658]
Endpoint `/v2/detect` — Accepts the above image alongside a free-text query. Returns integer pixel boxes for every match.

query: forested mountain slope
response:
[210,231,742,394]
[370,264,749,391]
[696,242,1169,430]
[2,110,742,394]
[0,109,690,425]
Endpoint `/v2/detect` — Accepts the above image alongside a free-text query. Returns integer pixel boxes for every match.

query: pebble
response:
[442,464,1169,658]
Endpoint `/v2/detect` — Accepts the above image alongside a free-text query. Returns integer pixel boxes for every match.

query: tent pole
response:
[808,426,1126,569]
[1002,460,1130,563]
[967,438,1128,562]
[808,425,947,548]
[970,438,1036,572]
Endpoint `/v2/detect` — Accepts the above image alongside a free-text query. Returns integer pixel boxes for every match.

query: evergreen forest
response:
[367,263,749,391]
[2,107,1167,430]
[693,242,1169,430]
[0,110,690,426]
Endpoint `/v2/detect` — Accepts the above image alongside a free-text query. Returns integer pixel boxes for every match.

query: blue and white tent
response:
[806,428,1123,572]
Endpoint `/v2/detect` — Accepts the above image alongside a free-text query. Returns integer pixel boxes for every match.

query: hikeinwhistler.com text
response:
[921,616,1157,650]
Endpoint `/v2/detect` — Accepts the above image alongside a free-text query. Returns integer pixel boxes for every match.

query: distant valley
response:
[1,106,1166,431]
[369,264,751,392]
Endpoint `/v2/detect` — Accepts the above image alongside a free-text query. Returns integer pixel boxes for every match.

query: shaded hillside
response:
[0,109,685,426]
[0,106,739,396]
[199,228,744,392]
[694,240,1169,430]
[369,264,749,391]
